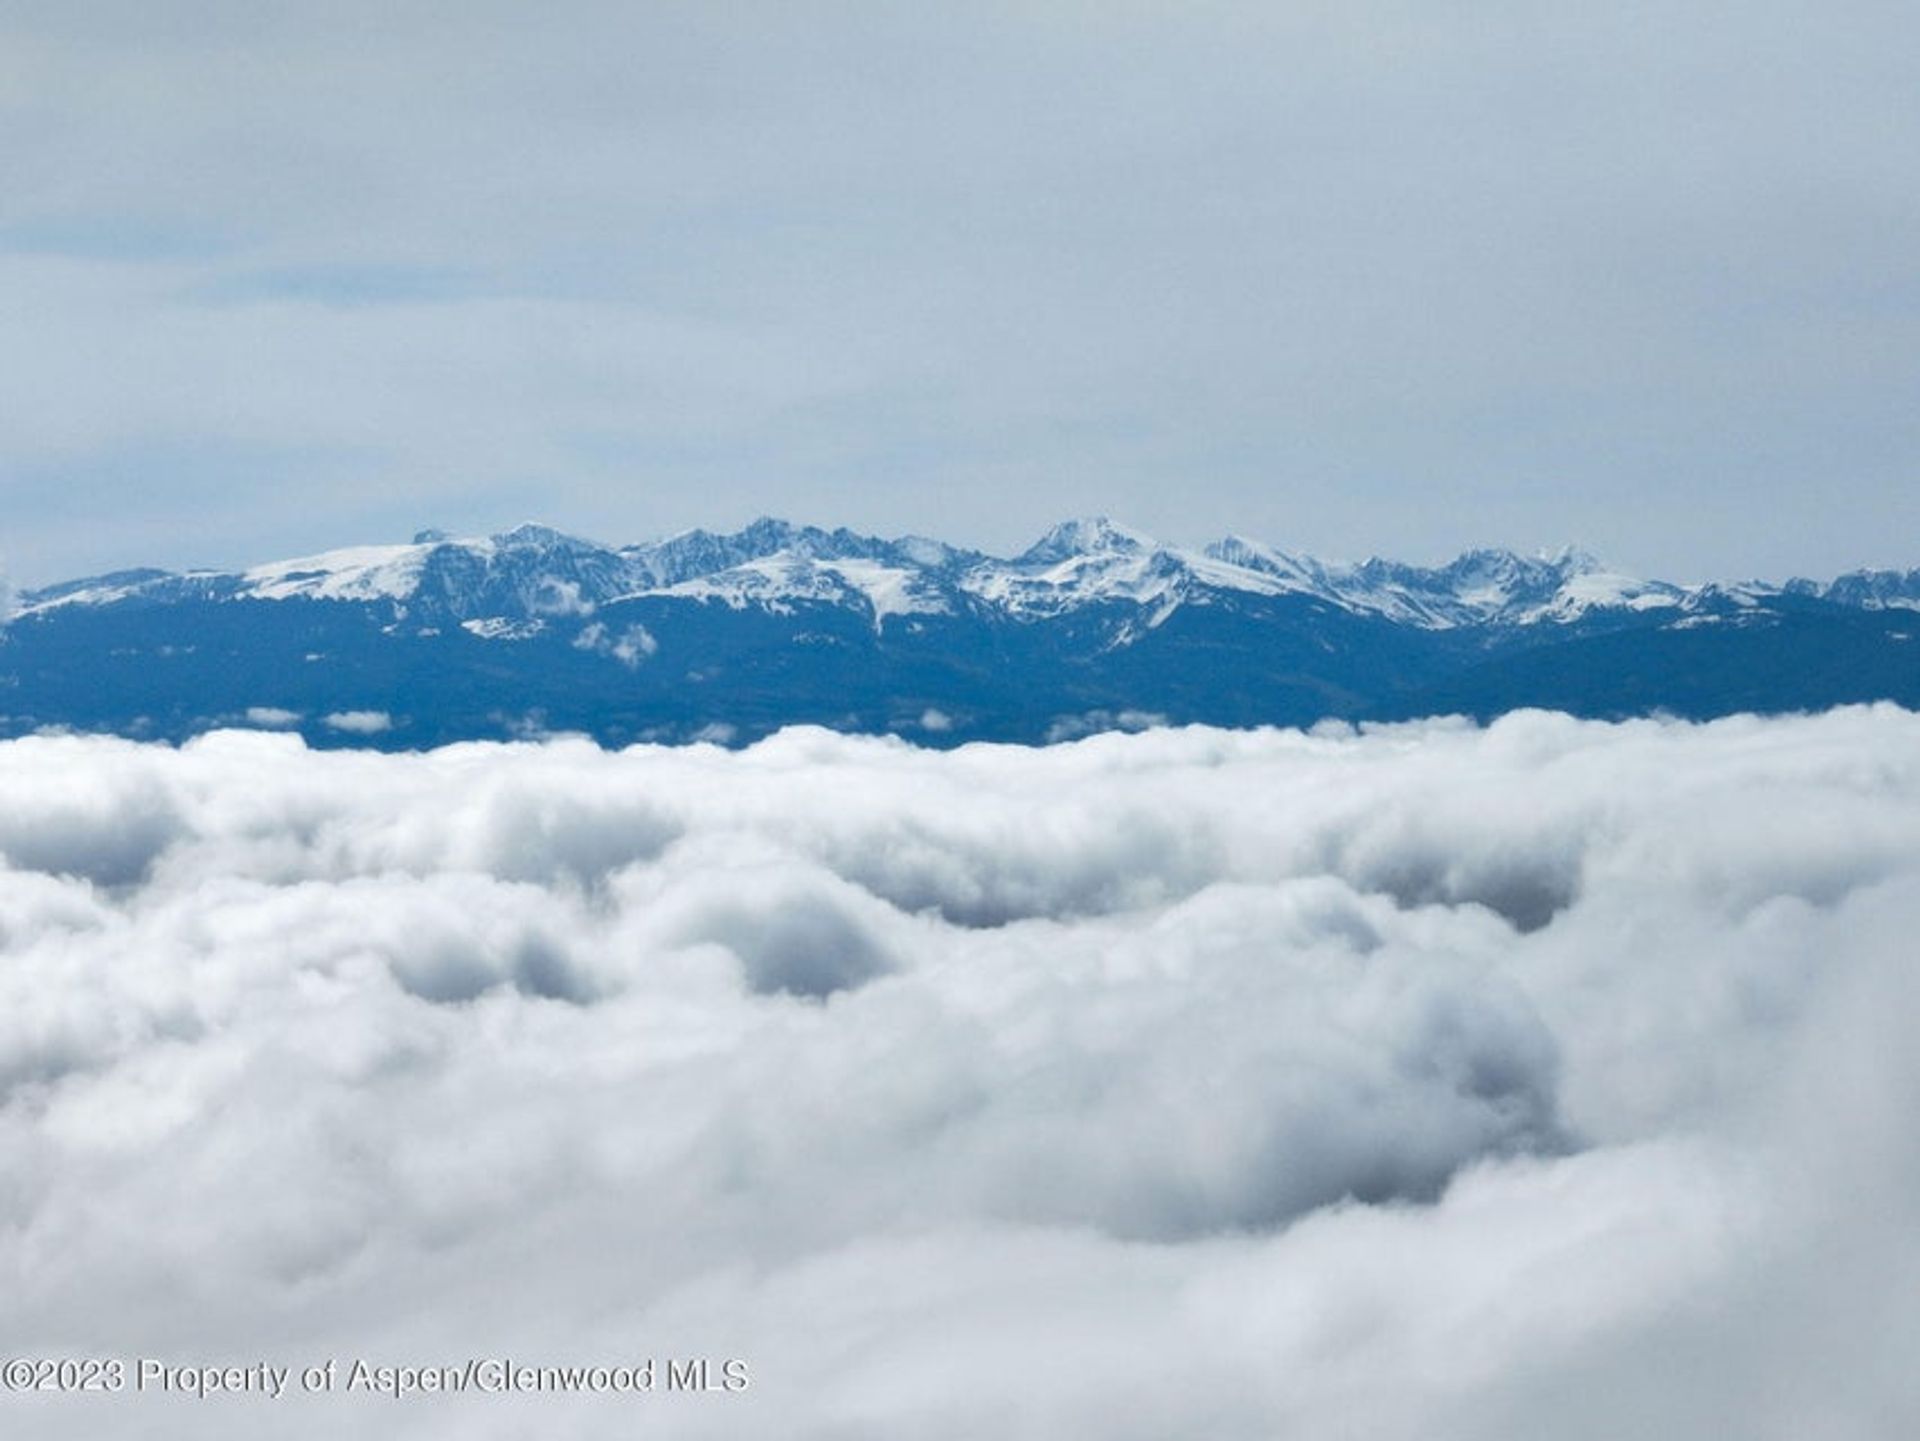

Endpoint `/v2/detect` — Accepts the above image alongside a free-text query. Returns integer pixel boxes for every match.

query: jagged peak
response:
[738,516,802,545]
[1443,546,1543,574]
[1019,516,1155,565]
[492,522,602,551]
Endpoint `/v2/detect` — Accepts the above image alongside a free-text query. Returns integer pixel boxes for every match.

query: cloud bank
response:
[2,708,1918,1437]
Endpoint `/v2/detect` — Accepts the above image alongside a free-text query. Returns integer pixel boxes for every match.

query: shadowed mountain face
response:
[4,519,1917,747]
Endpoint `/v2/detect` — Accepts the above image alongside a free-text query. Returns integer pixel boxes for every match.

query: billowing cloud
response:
[573,621,658,668]
[1,707,1918,1437]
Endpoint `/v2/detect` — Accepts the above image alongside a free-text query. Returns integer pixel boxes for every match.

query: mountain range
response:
[4,518,1917,747]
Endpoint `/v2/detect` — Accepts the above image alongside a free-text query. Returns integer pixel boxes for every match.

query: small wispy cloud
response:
[321,709,392,734]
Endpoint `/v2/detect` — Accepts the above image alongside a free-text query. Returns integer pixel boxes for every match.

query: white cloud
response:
[321,709,392,734]
[1045,709,1169,743]
[573,621,657,667]
[535,579,594,617]
[242,706,300,728]
[2,707,1919,1437]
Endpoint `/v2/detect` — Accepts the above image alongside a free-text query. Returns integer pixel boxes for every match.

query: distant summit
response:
[1017,516,1153,565]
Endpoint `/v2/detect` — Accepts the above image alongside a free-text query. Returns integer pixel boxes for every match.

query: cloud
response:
[573,621,657,667]
[2,707,1920,1436]
[1045,709,1169,743]
[321,709,392,734]
[242,706,300,728]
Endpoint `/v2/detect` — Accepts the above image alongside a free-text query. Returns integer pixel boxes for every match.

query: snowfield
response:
[2,708,1918,1438]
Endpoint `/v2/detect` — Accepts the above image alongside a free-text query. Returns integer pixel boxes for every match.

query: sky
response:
[3,2,1919,587]
[4,708,1920,1437]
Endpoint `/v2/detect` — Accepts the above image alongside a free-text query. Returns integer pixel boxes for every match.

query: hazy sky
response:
[4,2,1918,586]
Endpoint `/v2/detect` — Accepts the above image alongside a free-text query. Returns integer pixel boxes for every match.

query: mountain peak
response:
[740,516,801,544]
[1019,516,1155,565]
[493,522,597,551]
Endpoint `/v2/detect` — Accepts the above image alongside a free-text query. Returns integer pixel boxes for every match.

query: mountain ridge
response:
[20,515,1915,631]
[4,517,1916,749]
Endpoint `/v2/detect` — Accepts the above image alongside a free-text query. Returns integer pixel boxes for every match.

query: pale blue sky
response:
[4,2,1918,586]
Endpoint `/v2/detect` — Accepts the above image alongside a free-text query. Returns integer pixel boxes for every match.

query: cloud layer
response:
[2,708,1919,1436]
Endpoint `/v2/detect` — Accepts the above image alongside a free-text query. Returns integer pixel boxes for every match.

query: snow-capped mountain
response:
[8,515,1769,631]
[4,518,1915,748]
[1788,567,1920,611]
